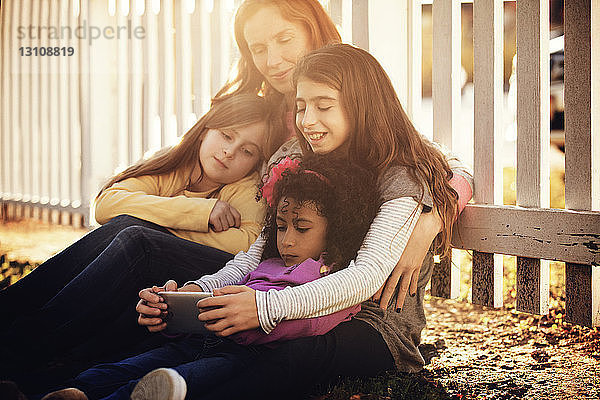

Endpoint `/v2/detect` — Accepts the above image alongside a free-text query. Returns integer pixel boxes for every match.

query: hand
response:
[136,280,178,332]
[197,286,259,336]
[209,200,241,232]
[371,208,442,310]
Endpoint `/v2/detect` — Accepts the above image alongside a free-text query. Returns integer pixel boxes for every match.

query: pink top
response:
[231,257,360,346]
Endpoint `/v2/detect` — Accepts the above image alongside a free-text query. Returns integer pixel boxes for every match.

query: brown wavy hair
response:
[97,94,271,197]
[293,44,459,256]
[213,0,341,156]
[214,0,341,102]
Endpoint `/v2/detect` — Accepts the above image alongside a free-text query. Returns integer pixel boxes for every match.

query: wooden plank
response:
[432,0,460,149]
[11,1,22,202]
[58,0,71,208]
[20,0,33,204]
[517,257,549,315]
[352,0,369,50]
[1,0,13,200]
[430,0,460,298]
[30,0,41,204]
[515,0,550,316]
[210,0,223,96]
[472,0,504,309]
[431,255,460,299]
[39,0,51,206]
[564,0,599,213]
[564,0,600,327]
[78,0,92,225]
[452,204,600,265]
[406,0,421,121]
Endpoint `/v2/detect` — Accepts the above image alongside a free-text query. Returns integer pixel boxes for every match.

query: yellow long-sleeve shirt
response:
[94,169,265,255]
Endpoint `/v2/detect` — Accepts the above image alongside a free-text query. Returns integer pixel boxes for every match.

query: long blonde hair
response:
[294,44,459,256]
[98,94,271,197]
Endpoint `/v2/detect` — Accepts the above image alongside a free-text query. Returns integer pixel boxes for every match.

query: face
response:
[276,197,327,267]
[296,78,351,154]
[198,121,265,189]
[243,6,312,95]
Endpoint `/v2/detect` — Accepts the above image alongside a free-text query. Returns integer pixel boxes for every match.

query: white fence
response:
[1,0,599,326]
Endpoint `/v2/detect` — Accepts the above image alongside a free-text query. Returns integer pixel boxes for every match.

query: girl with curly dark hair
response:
[41,155,379,400]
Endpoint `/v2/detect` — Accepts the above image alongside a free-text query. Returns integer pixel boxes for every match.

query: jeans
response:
[0,215,170,324]
[69,336,261,400]
[199,319,396,400]
[0,216,234,392]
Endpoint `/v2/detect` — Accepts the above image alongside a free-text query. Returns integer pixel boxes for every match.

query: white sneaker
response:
[130,368,187,400]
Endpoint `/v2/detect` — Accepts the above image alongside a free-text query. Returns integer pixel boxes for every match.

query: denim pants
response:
[1,215,171,325]
[70,335,261,400]
[0,215,234,390]
[198,319,396,400]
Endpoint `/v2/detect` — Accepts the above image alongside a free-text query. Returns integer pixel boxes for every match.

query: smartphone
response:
[158,291,213,334]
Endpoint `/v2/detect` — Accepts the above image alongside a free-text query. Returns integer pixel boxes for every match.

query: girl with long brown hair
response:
[0,94,272,393]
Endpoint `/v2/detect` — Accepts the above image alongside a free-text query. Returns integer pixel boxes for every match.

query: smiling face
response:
[295,78,351,155]
[243,5,312,95]
[276,197,327,267]
[197,121,265,191]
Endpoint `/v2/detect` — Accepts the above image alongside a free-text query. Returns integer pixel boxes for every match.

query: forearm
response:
[256,198,421,334]
[95,188,215,231]
[187,234,266,291]
[173,221,262,255]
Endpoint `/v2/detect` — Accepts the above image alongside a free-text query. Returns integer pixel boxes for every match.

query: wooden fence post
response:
[564,0,600,327]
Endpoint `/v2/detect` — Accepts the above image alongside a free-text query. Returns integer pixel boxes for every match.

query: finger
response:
[231,207,241,228]
[136,301,165,315]
[216,326,242,337]
[138,314,164,326]
[213,286,249,296]
[380,271,402,309]
[139,290,162,304]
[371,281,385,303]
[147,322,167,332]
[409,268,420,297]
[211,218,223,232]
[197,307,227,322]
[203,318,234,333]
[395,273,412,311]
[224,210,236,229]
[164,280,178,292]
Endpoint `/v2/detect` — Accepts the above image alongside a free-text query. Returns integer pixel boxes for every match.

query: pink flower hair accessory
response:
[260,157,332,206]
[260,157,301,206]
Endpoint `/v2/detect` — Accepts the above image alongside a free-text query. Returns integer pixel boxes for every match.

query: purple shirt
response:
[231,258,360,346]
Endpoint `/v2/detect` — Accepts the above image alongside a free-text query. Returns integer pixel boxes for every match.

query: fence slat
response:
[515,0,550,316]
[453,204,600,265]
[352,0,368,50]
[564,0,600,327]
[406,0,421,122]
[430,0,460,299]
[1,0,13,201]
[472,0,504,308]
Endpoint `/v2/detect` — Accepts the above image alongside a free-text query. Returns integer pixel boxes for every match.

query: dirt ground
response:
[1,219,599,400]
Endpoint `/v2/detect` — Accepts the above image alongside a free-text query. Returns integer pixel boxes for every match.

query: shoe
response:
[0,381,28,400]
[40,388,87,400]
[131,368,187,400]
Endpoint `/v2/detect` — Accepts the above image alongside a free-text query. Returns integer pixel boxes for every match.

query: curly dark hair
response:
[259,155,380,271]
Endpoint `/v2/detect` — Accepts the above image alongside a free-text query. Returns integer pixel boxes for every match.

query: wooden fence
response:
[0,0,598,327]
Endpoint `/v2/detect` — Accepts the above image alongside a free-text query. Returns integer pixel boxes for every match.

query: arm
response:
[186,234,266,292]
[95,173,217,232]
[372,139,474,309]
[256,197,421,333]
